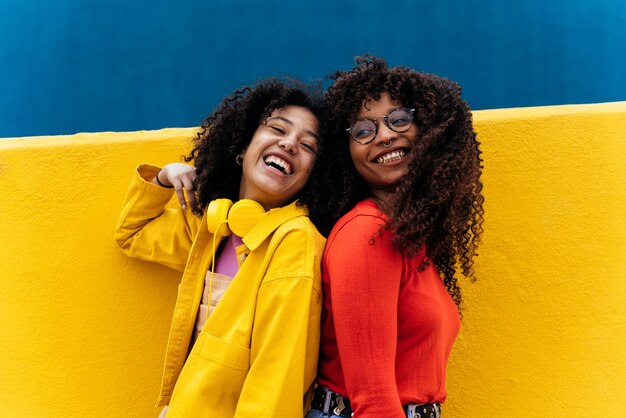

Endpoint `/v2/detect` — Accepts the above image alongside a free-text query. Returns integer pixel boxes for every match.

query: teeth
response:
[264,155,292,175]
[376,150,406,164]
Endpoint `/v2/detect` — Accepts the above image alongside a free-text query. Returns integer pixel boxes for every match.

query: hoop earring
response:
[235,153,244,165]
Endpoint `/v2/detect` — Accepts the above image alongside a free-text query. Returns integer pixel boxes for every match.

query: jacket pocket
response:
[167,332,250,417]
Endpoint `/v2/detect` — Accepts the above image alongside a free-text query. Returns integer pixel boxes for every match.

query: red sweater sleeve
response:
[325,212,406,418]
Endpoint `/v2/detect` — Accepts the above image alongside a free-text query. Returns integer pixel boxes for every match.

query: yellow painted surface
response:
[1,102,625,417]
[447,102,626,417]
[0,129,195,417]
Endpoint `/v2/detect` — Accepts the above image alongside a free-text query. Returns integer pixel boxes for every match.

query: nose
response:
[278,135,298,154]
[373,120,398,146]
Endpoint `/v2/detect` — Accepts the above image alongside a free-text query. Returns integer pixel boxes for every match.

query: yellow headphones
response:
[206,198,267,237]
[203,198,266,322]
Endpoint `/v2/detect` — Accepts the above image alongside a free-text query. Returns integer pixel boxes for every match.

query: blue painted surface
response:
[1,0,625,137]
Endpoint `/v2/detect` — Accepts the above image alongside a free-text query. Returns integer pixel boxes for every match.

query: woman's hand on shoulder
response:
[153,163,197,210]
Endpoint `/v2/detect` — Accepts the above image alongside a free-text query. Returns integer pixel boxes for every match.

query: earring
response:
[235,153,244,165]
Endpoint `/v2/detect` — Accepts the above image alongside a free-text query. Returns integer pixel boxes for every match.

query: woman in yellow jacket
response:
[114,80,342,417]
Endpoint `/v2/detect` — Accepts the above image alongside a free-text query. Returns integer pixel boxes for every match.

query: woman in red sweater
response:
[308,56,485,418]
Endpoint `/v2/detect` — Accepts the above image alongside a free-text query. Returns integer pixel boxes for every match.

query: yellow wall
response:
[1,103,625,417]
[447,102,626,417]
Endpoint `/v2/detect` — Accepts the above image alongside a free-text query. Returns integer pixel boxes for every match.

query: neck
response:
[369,189,392,206]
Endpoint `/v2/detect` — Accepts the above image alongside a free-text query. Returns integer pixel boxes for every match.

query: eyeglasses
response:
[346,108,415,144]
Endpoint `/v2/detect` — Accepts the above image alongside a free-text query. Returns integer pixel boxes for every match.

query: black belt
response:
[311,386,353,417]
[311,386,442,417]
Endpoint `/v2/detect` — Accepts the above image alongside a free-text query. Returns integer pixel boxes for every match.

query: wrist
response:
[154,171,174,188]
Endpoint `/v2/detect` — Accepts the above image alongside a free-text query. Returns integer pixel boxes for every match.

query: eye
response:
[270,125,286,134]
[355,127,374,139]
[352,120,375,139]
[390,117,410,127]
[301,142,317,153]
[389,109,413,127]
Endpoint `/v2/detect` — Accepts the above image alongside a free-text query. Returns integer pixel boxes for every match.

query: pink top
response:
[193,234,243,339]
[214,234,244,276]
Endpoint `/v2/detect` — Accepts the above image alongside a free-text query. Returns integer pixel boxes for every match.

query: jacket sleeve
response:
[114,164,201,271]
[325,213,406,418]
[234,223,323,418]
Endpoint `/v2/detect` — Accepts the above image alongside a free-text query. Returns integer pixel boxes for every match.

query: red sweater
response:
[317,200,460,418]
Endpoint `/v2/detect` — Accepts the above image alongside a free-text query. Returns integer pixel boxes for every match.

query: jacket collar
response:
[242,200,307,251]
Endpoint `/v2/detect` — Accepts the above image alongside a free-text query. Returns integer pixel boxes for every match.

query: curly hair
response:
[325,56,485,309]
[185,78,342,236]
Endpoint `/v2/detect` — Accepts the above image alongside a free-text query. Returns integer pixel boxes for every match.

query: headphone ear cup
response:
[206,198,233,236]
[228,199,266,237]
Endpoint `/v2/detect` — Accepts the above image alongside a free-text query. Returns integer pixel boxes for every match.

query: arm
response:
[235,225,323,417]
[114,164,201,271]
[327,214,406,418]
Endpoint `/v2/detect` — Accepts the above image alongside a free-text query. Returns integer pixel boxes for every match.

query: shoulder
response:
[274,214,325,250]
[262,214,325,286]
[323,201,403,288]
[322,200,401,269]
[328,200,388,243]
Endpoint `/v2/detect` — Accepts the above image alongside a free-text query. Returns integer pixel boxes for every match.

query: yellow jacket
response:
[115,165,324,417]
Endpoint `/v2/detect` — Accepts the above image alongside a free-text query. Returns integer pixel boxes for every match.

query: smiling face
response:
[349,92,418,203]
[239,105,319,210]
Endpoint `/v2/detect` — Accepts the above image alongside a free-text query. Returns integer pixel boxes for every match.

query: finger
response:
[181,176,196,210]
[173,182,187,210]
[186,188,197,210]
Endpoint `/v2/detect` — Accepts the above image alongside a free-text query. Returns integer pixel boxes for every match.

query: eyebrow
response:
[267,116,319,140]
[357,107,402,119]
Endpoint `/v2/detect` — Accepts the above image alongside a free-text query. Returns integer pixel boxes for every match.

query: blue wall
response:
[1,0,625,137]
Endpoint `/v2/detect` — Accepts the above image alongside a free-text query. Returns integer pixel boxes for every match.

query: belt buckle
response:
[407,404,420,418]
[333,395,346,415]
[407,403,440,418]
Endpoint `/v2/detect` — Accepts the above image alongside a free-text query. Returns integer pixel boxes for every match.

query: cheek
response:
[408,126,419,143]
[301,155,316,178]
[348,141,358,161]
[241,155,256,182]
[349,144,367,167]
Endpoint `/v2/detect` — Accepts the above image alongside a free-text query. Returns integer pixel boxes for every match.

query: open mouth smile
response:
[264,155,293,175]
[375,149,407,164]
